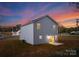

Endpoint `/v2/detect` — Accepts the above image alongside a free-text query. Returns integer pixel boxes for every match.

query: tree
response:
[75,19,79,31]
[76,19,79,27]
[16,24,21,30]
[75,2,79,9]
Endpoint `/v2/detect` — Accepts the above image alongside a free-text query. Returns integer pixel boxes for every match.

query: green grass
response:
[0,35,79,57]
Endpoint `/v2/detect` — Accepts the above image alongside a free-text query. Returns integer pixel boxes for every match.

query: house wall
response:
[20,23,34,45]
[34,17,58,44]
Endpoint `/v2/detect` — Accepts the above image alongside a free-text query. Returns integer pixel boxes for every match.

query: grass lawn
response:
[0,35,79,57]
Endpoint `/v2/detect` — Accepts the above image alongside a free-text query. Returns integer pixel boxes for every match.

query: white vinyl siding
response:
[20,24,34,45]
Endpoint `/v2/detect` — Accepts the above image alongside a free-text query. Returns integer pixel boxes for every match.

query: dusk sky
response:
[0,2,79,28]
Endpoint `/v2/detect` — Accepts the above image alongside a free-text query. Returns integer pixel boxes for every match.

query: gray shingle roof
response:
[22,15,58,26]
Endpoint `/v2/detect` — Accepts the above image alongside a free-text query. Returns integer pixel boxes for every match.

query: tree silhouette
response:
[16,24,21,30]
[76,19,79,27]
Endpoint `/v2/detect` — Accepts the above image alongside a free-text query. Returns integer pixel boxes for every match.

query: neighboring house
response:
[20,15,60,45]
[12,30,20,36]
[0,33,4,39]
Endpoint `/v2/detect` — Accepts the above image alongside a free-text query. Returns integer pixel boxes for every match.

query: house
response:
[20,15,62,45]
[0,32,4,39]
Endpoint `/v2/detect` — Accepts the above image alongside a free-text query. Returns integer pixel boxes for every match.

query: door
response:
[46,35,55,44]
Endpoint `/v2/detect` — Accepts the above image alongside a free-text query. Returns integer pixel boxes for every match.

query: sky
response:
[0,2,79,28]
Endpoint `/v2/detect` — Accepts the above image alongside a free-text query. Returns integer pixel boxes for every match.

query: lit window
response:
[54,35,58,42]
[39,35,42,39]
[53,25,56,29]
[37,23,41,30]
[46,35,51,39]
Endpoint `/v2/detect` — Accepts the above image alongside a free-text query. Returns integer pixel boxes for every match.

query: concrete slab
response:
[52,42,63,46]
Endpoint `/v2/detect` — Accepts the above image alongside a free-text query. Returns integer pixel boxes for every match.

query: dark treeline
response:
[0,27,13,32]
[59,26,79,33]
[0,24,79,33]
[0,24,21,32]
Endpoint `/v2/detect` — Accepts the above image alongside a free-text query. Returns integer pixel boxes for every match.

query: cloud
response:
[61,22,76,28]
[18,18,31,25]
[62,19,76,23]
[0,7,15,16]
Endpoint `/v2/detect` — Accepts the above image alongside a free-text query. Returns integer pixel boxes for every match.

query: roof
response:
[22,15,58,26]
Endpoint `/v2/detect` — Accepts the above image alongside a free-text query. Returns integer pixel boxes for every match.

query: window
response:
[39,35,42,39]
[37,23,41,30]
[53,25,56,29]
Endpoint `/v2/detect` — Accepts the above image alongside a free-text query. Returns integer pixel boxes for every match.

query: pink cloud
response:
[18,18,31,25]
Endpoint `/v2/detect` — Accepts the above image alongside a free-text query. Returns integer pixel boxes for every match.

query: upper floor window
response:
[53,25,56,29]
[37,23,41,30]
[39,35,42,39]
